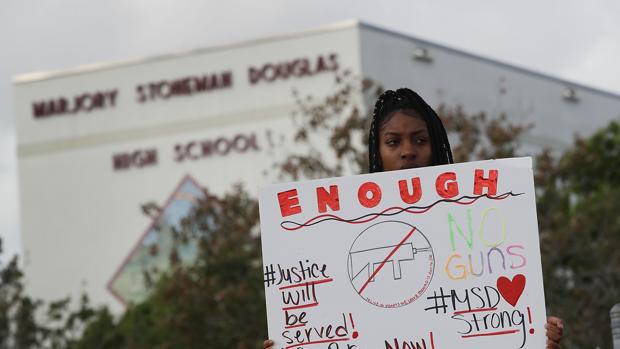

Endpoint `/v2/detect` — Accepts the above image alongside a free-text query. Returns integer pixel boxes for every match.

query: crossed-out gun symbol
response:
[349,243,432,282]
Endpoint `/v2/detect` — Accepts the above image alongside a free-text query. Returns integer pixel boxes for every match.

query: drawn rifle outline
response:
[349,243,432,282]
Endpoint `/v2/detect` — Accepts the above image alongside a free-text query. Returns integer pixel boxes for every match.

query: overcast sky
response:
[1,0,620,260]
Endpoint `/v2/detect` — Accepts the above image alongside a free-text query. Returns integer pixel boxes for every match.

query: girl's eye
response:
[385,139,400,146]
[415,137,428,145]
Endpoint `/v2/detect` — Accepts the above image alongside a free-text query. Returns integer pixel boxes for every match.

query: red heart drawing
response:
[496,274,526,307]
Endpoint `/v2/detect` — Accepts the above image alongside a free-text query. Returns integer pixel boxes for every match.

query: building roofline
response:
[13,19,361,84]
[13,18,620,101]
[358,21,620,100]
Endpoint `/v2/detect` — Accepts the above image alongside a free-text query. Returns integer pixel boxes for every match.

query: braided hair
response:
[368,88,453,173]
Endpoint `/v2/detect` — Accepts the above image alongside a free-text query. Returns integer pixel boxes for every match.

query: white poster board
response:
[259,158,547,349]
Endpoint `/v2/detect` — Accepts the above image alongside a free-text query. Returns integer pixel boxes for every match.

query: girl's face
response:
[378,111,432,171]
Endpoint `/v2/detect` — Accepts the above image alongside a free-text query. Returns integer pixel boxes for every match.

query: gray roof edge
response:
[13,18,620,101]
[358,21,620,101]
[13,19,361,85]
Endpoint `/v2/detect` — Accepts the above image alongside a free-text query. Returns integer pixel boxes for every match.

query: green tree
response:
[74,186,266,349]
[536,122,620,349]
[0,246,96,348]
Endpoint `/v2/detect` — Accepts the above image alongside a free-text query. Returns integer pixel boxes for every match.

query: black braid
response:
[368,88,453,173]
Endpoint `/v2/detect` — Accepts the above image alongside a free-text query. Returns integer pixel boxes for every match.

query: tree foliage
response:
[74,186,266,349]
[0,252,95,348]
[536,122,620,349]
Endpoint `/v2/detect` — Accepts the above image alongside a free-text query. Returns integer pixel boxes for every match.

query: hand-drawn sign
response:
[259,158,548,349]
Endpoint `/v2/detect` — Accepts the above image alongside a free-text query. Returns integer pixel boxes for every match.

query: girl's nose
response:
[400,141,417,158]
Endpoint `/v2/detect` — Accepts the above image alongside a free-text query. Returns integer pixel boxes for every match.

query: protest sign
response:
[259,157,547,349]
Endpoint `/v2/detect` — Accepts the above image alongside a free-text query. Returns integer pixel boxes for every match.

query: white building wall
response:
[15,23,362,312]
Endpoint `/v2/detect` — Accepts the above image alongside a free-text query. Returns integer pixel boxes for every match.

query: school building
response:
[13,20,620,313]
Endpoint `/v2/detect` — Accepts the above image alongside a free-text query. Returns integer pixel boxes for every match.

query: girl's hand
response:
[263,339,274,349]
[545,316,563,349]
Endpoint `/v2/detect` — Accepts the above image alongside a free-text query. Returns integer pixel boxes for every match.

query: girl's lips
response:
[400,162,421,170]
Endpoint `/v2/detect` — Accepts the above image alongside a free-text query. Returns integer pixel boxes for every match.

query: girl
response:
[264,88,563,349]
